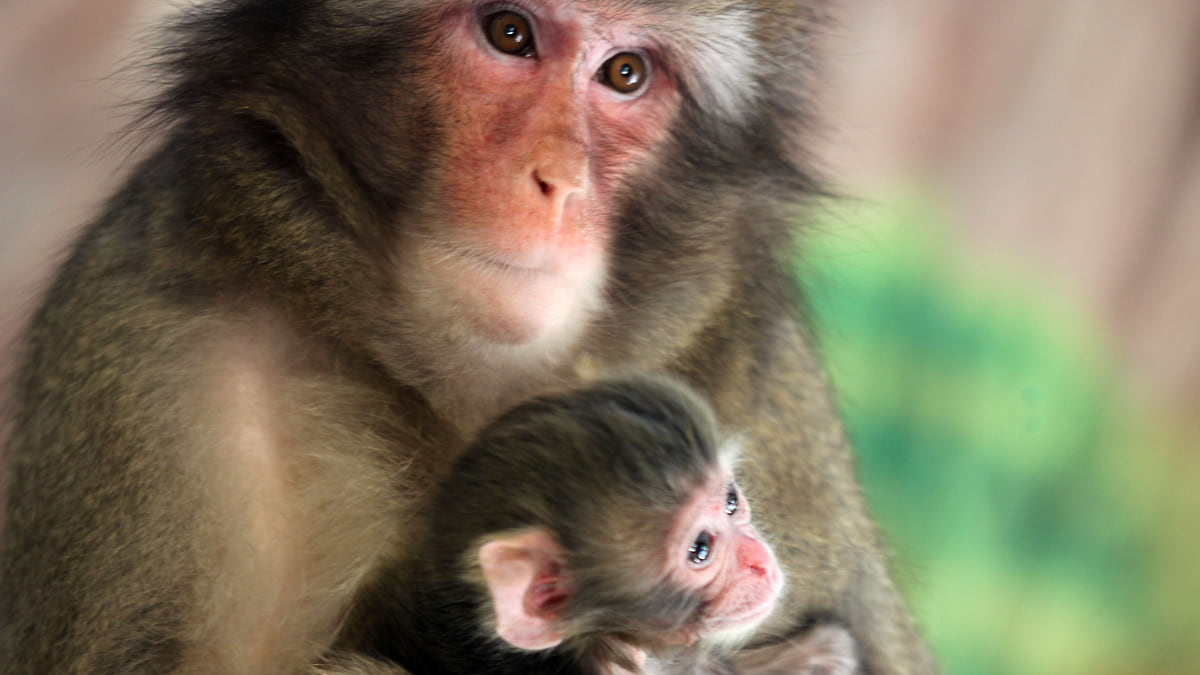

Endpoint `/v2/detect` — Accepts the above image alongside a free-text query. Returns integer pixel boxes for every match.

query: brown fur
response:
[0,1,937,673]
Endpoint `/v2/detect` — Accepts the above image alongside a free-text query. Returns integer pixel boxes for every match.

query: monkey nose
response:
[533,166,584,197]
[531,167,586,224]
[738,537,773,575]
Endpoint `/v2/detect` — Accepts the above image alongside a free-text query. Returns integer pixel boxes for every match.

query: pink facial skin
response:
[415,2,681,346]
[663,469,784,644]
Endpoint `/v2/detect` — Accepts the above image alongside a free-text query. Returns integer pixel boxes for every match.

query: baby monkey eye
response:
[724,485,739,516]
[485,11,535,56]
[601,52,647,94]
[687,531,713,565]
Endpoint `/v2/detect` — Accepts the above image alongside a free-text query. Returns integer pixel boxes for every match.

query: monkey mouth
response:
[710,585,782,633]
[739,597,778,624]
[704,600,777,638]
[474,254,554,276]
[446,244,563,277]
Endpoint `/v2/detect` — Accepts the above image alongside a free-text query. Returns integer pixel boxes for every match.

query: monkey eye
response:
[687,531,714,566]
[600,52,647,94]
[724,485,739,516]
[485,11,535,57]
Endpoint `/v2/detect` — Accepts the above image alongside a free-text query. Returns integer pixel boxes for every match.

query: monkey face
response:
[397,3,681,348]
[664,471,784,643]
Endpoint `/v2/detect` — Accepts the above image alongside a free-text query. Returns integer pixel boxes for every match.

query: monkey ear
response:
[478,528,571,651]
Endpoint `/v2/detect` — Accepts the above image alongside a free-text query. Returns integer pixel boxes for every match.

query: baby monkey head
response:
[455,377,783,667]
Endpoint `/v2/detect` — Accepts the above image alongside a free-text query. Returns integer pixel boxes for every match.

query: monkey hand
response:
[731,625,859,675]
[600,645,649,675]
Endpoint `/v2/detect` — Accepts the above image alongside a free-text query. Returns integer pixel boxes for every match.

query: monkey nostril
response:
[744,557,768,575]
[534,172,553,197]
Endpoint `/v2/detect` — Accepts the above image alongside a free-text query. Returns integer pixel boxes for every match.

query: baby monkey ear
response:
[478,528,571,651]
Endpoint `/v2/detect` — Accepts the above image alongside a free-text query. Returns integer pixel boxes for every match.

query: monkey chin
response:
[698,610,776,652]
[698,580,786,651]
[455,259,604,348]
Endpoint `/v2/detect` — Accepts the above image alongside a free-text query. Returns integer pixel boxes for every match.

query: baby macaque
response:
[342,377,855,674]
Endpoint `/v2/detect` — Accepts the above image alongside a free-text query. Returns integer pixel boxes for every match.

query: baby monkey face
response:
[664,470,783,643]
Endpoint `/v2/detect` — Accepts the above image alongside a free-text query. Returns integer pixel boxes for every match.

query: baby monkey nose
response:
[745,559,768,576]
[738,535,775,575]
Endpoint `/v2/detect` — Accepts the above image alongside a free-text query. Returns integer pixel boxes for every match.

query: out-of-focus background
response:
[806,3,1200,673]
[1,2,1197,673]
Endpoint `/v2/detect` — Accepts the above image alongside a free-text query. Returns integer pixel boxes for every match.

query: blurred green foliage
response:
[797,194,1200,675]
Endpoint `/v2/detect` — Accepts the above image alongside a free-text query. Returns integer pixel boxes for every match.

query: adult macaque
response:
[0,1,936,674]
[347,377,853,675]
